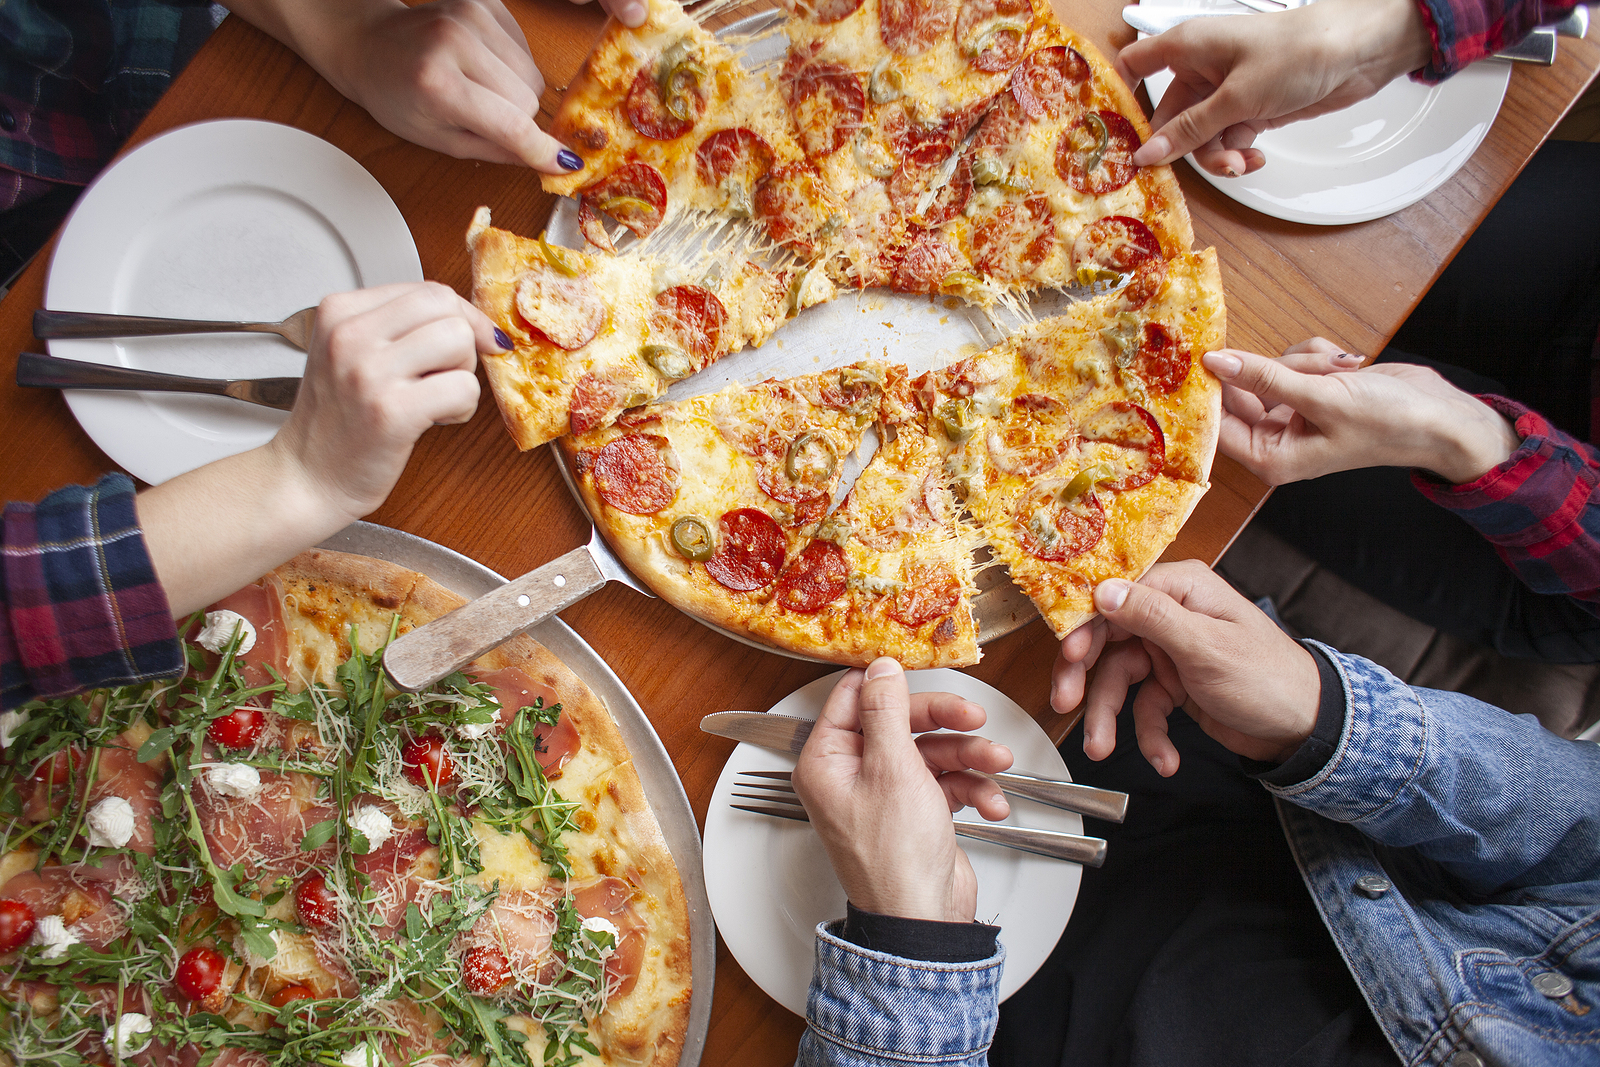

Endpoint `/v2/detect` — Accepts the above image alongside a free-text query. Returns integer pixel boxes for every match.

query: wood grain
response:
[0,4,1594,1063]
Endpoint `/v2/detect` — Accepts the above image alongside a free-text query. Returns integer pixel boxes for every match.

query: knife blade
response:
[701,710,1129,822]
[16,351,300,411]
[382,526,653,693]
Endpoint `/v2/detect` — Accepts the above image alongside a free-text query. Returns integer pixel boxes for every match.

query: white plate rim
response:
[702,668,1081,1017]
[1141,9,1510,225]
[44,118,422,484]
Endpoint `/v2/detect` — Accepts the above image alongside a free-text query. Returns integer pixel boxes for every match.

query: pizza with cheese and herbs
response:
[0,550,691,1067]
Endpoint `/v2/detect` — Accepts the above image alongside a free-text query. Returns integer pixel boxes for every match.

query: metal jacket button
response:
[0,107,14,132]
[1449,1052,1483,1067]
[1354,875,1391,898]
[1532,971,1574,998]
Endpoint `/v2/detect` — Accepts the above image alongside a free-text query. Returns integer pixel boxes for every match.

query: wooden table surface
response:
[0,2,1594,1061]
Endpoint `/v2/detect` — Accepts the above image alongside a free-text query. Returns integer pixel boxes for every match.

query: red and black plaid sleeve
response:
[1412,396,1600,616]
[1412,0,1583,82]
[0,474,181,710]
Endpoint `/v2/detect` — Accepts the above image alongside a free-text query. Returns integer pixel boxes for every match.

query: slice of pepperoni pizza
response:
[470,207,832,449]
[561,361,977,667]
[928,250,1224,637]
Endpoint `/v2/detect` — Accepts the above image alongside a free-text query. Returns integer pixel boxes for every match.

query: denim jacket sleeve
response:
[796,920,1005,1066]
[1265,643,1600,897]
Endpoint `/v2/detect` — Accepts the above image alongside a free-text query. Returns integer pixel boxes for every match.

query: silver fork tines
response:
[731,773,1108,867]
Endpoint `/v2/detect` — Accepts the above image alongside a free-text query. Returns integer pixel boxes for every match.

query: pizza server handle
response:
[382,540,609,693]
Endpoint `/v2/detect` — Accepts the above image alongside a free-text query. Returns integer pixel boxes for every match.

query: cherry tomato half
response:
[463,944,511,996]
[294,872,338,929]
[30,749,77,786]
[174,946,227,999]
[207,707,265,749]
[270,983,314,1008]
[402,737,454,789]
[0,899,36,954]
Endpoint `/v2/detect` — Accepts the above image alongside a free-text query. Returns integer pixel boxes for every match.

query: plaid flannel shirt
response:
[0,474,181,711]
[1413,396,1600,616]
[0,0,218,210]
[1413,0,1584,80]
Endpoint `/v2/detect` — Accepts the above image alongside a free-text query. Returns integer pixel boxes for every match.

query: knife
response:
[16,351,300,411]
[382,526,654,692]
[701,710,1130,823]
[1122,6,1564,63]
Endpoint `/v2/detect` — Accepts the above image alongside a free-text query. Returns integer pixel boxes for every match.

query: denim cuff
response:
[802,920,1004,1065]
[1262,644,1426,823]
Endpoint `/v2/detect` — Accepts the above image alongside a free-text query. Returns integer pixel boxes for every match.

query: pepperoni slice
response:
[1016,488,1105,562]
[790,0,866,21]
[973,194,1055,282]
[588,433,681,515]
[889,563,961,627]
[1072,215,1161,277]
[1116,258,1168,310]
[705,509,786,592]
[577,163,667,250]
[696,128,776,189]
[1079,401,1165,490]
[1136,323,1191,395]
[651,285,728,373]
[625,65,704,142]
[891,233,961,293]
[891,151,973,227]
[969,91,1029,170]
[754,430,839,513]
[786,60,866,159]
[755,163,835,258]
[986,394,1076,476]
[570,368,650,436]
[514,264,605,351]
[956,0,1032,73]
[1057,110,1141,195]
[1011,45,1090,121]
[775,540,848,613]
[880,0,957,55]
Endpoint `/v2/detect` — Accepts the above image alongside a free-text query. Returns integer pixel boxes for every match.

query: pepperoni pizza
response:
[0,550,691,1067]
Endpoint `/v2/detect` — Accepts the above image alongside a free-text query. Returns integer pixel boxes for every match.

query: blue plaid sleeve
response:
[1,473,182,709]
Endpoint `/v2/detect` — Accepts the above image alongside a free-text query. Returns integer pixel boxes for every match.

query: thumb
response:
[1202,349,1332,417]
[1135,81,1253,167]
[1093,577,1214,667]
[856,658,920,770]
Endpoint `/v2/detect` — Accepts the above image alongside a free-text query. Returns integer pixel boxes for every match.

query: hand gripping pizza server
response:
[383,525,651,692]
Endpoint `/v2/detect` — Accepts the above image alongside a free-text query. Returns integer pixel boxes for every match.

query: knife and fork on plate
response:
[701,710,1127,867]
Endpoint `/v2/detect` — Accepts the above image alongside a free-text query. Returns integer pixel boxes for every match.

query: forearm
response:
[218,0,400,98]
[1266,645,1600,895]
[136,441,358,617]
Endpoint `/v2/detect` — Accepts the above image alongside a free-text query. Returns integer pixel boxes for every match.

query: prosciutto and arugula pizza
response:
[0,550,691,1067]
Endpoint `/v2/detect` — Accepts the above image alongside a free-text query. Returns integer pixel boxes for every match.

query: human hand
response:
[1074,563,1321,775]
[267,283,498,527]
[1204,340,1522,486]
[790,658,1014,923]
[1116,0,1432,176]
[237,0,642,173]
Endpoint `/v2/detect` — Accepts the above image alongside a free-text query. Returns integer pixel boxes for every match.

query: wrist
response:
[248,0,405,102]
[257,436,368,537]
[1336,0,1433,80]
[1426,399,1521,484]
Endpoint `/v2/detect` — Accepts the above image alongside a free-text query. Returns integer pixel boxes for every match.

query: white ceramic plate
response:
[1140,2,1510,224]
[44,119,421,484]
[703,669,1082,1017]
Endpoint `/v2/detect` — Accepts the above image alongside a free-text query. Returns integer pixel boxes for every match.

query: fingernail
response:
[557,148,584,172]
[1221,166,1239,178]
[626,0,648,23]
[492,326,512,352]
[1333,351,1364,365]
[1096,579,1131,612]
[865,657,900,681]
[1202,351,1242,378]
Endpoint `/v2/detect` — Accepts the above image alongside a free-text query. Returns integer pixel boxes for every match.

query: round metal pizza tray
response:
[315,521,714,1067]
[543,8,1065,662]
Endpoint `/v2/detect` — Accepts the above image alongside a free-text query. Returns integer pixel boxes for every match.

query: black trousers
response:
[1252,140,1600,663]
[991,708,1396,1067]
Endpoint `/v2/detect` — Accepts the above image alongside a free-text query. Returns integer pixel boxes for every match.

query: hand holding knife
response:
[701,710,1129,823]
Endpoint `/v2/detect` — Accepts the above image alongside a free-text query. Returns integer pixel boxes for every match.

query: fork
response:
[731,772,1108,867]
[34,306,317,352]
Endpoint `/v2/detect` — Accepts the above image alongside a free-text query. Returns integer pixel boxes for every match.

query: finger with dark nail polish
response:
[557,149,584,172]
